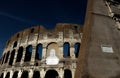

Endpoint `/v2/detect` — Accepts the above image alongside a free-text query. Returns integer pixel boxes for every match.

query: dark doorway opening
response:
[64,69,72,78]
[9,50,15,66]
[63,42,70,57]
[5,52,10,63]
[16,47,23,62]
[45,70,58,78]
[13,41,17,48]
[74,43,80,58]
[0,73,3,78]
[33,71,40,78]
[24,45,32,62]
[36,44,42,60]
[12,71,18,78]
[21,71,28,78]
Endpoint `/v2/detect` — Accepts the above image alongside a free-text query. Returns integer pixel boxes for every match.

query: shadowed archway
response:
[45,70,58,78]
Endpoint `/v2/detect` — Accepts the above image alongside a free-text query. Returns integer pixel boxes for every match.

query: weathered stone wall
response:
[75,0,120,78]
[0,23,83,78]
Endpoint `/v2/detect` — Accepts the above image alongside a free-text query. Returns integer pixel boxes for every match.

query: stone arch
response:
[46,42,60,58]
[24,45,32,62]
[63,42,70,57]
[36,43,43,60]
[16,46,23,62]
[1,53,6,64]
[33,71,40,78]
[0,73,4,78]
[64,69,72,78]
[9,50,15,66]
[5,72,10,78]
[5,51,10,63]
[13,41,17,48]
[12,71,18,78]
[74,43,81,58]
[21,71,28,78]
[45,70,59,78]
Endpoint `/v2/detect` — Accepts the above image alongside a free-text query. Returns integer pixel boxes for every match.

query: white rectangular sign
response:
[101,45,113,53]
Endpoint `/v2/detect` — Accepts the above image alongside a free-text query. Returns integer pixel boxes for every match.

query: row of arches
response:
[1,42,80,65]
[0,69,72,78]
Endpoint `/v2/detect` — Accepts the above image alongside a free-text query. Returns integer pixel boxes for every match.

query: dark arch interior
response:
[63,42,70,57]
[13,41,17,48]
[5,72,10,78]
[64,69,72,78]
[16,47,23,62]
[21,71,28,78]
[12,71,18,78]
[36,44,42,60]
[9,50,15,66]
[24,45,32,62]
[5,52,10,63]
[0,73,4,78]
[74,43,80,58]
[17,33,19,38]
[31,28,34,33]
[33,71,40,78]
[45,70,58,78]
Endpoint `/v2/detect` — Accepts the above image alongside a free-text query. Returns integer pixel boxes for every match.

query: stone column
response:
[70,47,75,58]
[72,69,75,78]
[12,48,19,66]
[42,47,46,61]
[3,71,7,78]
[28,69,33,78]
[9,71,13,78]
[40,69,45,78]
[17,70,22,78]
[59,47,63,58]
[20,47,26,65]
[30,45,36,65]
[58,68,64,78]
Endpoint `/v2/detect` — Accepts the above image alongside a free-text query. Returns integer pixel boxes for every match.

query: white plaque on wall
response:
[101,45,113,53]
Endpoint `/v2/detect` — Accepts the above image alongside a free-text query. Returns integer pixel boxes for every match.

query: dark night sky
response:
[0,0,87,57]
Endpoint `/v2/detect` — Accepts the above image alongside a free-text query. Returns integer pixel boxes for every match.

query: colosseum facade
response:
[0,23,83,78]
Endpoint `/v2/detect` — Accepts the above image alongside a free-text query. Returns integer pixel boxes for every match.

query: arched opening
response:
[31,28,34,33]
[5,51,10,63]
[9,50,15,66]
[17,33,19,38]
[16,47,23,62]
[24,45,32,62]
[33,71,40,78]
[21,71,28,78]
[36,44,42,60]
[45,70,58,78]
[74,26,78,33]
[13,41,17,48]
[64,69,72,78]
[63,42,70,57]
[12,71,18,78]
[74,43,80,58]
[5,72,10,78]
[1,53,6,64]
[0,73,4,78]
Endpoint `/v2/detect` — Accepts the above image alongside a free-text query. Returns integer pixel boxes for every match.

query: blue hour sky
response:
[0,0,87,57]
